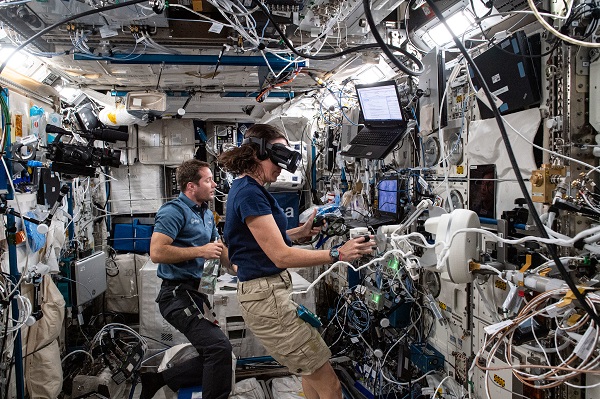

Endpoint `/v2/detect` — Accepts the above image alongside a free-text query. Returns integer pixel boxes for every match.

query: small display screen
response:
[378,178,398,215]
[469,164,496,218]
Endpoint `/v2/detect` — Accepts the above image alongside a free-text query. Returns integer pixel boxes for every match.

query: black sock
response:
[139,371,165,399]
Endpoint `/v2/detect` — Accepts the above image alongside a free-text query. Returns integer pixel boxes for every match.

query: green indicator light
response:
[388,258,399,270]
[372,293,381,303]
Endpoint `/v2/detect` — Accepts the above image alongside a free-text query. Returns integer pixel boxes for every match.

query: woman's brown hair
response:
[218,124,288,175]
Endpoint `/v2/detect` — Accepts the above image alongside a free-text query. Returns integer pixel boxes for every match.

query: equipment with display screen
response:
[340,81,408,159]
[346,176,403,228]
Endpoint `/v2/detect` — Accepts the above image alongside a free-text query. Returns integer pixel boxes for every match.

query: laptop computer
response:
[340,81,408,159]
[346,176,403,229]
[73,251,107,306]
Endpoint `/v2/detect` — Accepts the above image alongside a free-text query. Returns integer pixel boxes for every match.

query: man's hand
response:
[201,241,224,259]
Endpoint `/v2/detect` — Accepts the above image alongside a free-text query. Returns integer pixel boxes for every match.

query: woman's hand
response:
[338,235,375,262]
[287,208,323,241]
[303,208,323,237]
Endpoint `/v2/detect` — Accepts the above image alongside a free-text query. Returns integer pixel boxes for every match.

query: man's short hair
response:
[176,159,210,191]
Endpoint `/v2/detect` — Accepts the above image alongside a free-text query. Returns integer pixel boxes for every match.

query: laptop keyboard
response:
[351,129,402,146]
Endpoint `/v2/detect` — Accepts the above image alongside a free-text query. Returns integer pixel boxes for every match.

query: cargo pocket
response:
[273,294,314,356]
[237,286,277,319]
[238,286,284,349]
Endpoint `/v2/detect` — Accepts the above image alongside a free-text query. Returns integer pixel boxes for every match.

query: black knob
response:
[515,198,527,207]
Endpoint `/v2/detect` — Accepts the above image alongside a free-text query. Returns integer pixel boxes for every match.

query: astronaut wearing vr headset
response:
[218,124,373,399]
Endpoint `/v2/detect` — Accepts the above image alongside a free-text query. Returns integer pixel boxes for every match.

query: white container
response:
[269,169,305,191]
[139,259,188,348]
[125,91,167,119]
[109,163,165,214]
[105,253,148,314]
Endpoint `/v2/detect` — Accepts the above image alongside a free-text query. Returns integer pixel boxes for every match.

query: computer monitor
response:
[378,177,399,216]
[469,164,496,218]
[355,81,404,124]
[74,251,107,306]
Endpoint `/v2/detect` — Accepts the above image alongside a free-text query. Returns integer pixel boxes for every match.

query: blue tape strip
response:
[517,62,525,78]
[512,38,520,54]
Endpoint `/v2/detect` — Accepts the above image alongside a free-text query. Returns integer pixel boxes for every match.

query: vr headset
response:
[242,137,302,173]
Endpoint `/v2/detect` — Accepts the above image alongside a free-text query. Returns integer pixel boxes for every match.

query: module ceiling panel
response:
[20,0,170,28]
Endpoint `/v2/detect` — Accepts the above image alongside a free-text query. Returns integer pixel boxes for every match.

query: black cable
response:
[424,0,600,327]
[0,304,10,398]
[251,0,381,60]
[22,339,55,358]
[4,349,13,399]
[252,0,423,76]
[471,0,493,19]
[155,63,164,90]
[0,0,148,76]
[362,0,424,76]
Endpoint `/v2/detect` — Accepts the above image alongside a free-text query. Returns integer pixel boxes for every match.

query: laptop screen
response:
[378,177,399,216]
[355,81,404,124]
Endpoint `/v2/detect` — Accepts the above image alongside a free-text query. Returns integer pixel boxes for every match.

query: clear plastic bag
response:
[199,258,220,294]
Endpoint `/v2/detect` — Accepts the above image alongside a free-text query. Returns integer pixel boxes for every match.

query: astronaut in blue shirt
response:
[140,159,232,399]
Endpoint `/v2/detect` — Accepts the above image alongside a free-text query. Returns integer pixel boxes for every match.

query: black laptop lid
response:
[355,80,406,127]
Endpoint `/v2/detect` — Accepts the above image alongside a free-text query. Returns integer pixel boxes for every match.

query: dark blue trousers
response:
[157,281,232,399]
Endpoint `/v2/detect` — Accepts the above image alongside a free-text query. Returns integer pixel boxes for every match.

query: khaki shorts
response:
[237,270,331,375]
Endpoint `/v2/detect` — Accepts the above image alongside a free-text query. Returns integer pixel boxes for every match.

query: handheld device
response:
[296,304,322,328]
[313,215,326,227]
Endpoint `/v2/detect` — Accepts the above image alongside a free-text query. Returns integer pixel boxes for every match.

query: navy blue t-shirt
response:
[224,176,291,282]
[154,193,219,280]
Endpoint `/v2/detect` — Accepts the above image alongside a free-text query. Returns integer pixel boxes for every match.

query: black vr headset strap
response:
[241,137,269,160]
[242,137,300,173]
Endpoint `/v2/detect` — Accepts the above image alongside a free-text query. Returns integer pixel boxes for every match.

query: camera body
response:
[47,142,121,168]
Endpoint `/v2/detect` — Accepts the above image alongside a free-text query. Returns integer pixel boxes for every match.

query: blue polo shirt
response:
[154,193,219,280]
[224,176,292,282]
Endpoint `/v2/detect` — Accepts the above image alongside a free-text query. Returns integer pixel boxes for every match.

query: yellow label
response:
[15,114,22,137]
[493,374,506,388]
[438,301,447,311]
[456,165,464,174]
[495,280,507,291]
[192,0,203,11]
[519,254,532,273]
[567,313,582,326]
[560,287,588,307]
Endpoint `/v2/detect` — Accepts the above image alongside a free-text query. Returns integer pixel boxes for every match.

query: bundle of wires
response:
[255,67,301,102]
[472,287,600,398]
